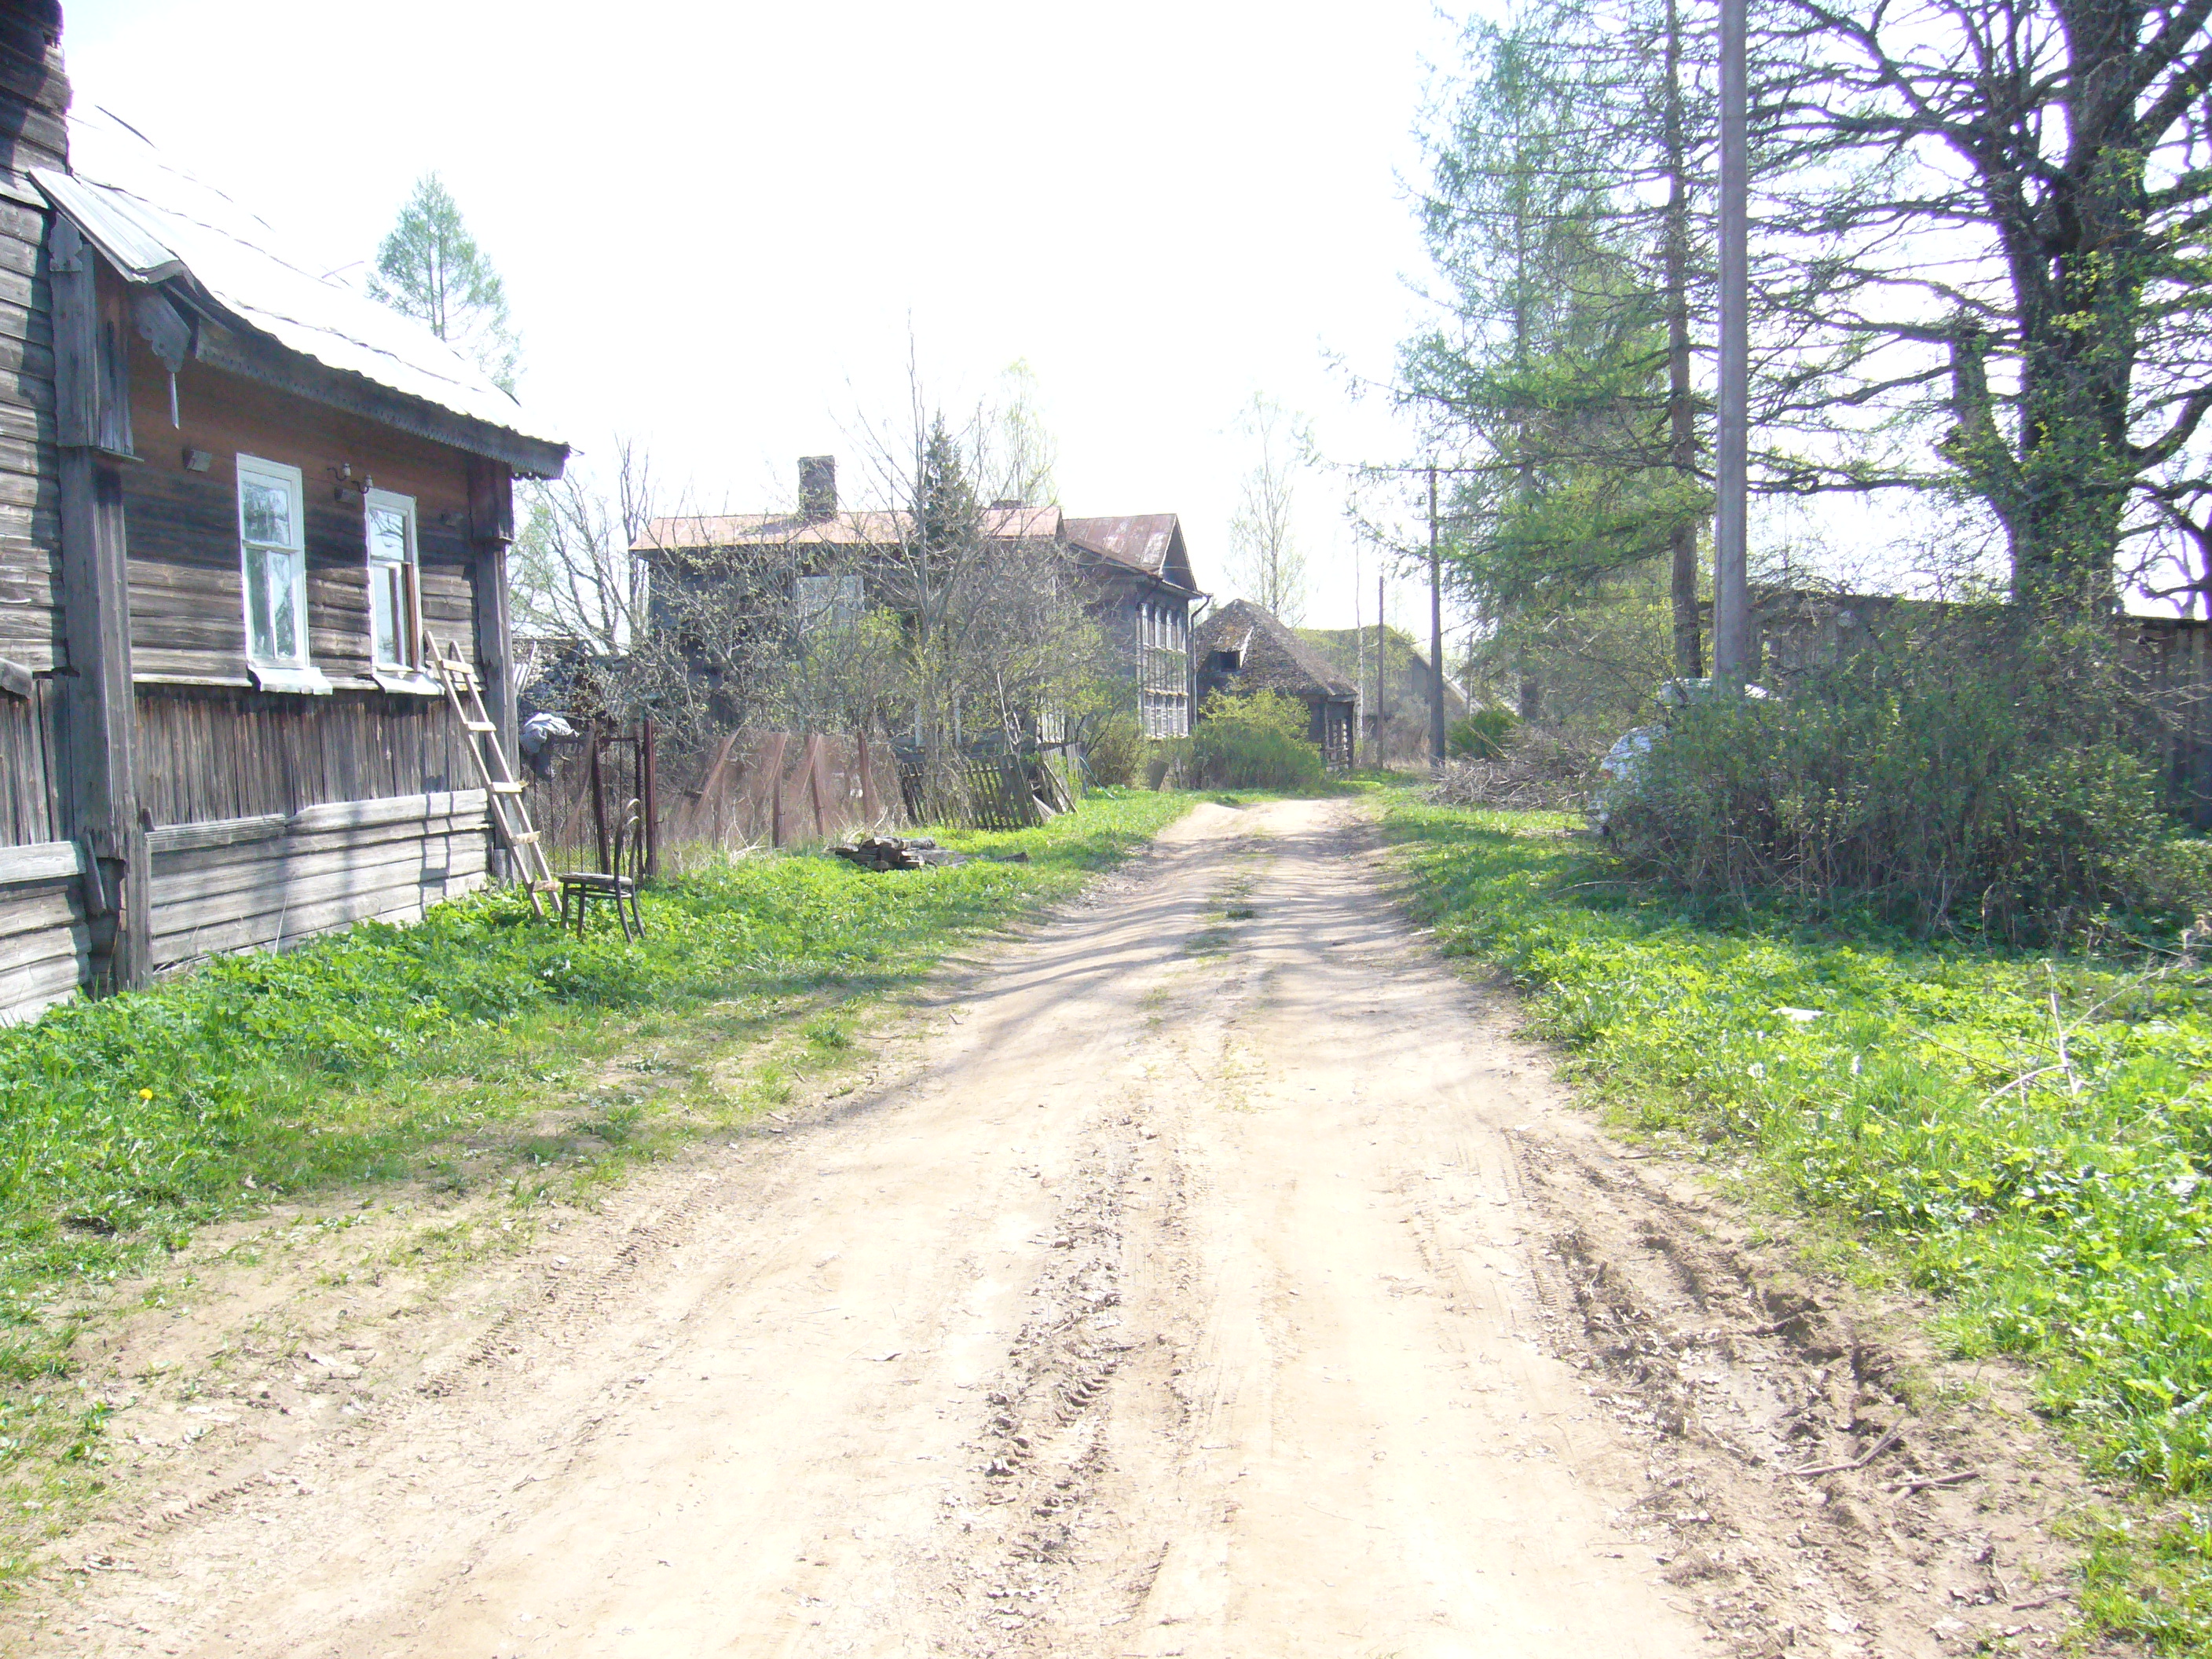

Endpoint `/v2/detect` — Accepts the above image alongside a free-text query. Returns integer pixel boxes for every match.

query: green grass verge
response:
[0,786,1191,1543]
[1382,797,2212,1652]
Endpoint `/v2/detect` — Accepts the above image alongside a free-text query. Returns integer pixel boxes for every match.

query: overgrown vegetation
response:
[1082,710,1146,788]
[1177,690,1327,792]
[1610,613,2212,943]
[0,789,1189,1534]
[1386,797,2212,1649]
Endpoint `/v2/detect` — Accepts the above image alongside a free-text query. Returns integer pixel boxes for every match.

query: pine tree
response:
[368,174,521,395]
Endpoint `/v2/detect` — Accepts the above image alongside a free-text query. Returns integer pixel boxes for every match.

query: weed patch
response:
[1384,798,2212,1651]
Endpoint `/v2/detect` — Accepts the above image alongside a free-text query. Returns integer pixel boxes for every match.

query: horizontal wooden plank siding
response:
[123,343,482,690]
[0,856,86,1026]
[148,789,490,971]
[0,14,65,868]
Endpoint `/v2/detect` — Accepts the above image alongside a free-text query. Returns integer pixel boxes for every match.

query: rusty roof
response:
[638,504,1062,553]
[1062,514,1197,588]
[1196,599,1357,701]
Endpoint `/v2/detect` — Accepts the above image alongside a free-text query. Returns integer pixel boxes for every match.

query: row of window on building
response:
[236,453,430,694]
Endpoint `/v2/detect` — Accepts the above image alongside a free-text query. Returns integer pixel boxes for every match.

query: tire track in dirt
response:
[0,798,2125,1659]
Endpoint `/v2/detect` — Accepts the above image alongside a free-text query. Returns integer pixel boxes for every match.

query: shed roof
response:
[1196,599,1357,701]
[1062,514,1199,592]
[639,504,1063,553]
[37,110,567,476]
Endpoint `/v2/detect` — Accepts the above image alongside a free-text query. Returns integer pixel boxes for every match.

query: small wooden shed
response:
[0,34,567,1023]
[1193,599,1358,767]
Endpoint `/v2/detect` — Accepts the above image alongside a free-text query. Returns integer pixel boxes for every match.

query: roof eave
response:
[192,310,569,478]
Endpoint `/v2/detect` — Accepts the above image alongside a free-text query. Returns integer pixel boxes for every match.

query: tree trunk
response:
[1662,0,1702,679]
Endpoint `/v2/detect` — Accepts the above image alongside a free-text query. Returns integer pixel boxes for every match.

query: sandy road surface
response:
[17,798,2097,1657]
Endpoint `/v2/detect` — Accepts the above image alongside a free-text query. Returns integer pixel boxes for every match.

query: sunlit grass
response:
[1385,797,2212,1652]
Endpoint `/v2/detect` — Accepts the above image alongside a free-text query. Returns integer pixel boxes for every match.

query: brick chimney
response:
[799,456,837,519]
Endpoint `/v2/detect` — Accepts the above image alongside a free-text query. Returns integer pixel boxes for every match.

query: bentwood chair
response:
[559,798,646,940]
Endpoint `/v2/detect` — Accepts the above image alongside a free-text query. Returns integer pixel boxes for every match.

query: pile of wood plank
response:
[830,835,969,873]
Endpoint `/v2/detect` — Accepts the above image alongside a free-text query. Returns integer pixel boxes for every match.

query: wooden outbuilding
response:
[0,26,567,1023]
[1193,599,1358,767]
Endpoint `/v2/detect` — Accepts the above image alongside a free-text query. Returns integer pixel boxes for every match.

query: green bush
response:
[1608,613,2210,942]
[1083,710,1145,788]
[1185,690,1326,791]
[1448,706,1518,760]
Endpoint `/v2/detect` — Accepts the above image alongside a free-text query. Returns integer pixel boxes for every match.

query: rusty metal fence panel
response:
[527,727,904,875]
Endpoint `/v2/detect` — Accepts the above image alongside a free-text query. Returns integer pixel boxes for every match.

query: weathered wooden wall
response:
[0,6,62,694]
[0,837,85,1023]
[123,344,479,690]
[147,789,489,971]
[0,10,75,1023]
[135,687,476,828]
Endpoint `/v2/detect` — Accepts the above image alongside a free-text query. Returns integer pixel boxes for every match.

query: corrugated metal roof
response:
[1063,514,1179,577]
[639,504,1063,553]
[37,110,566,467]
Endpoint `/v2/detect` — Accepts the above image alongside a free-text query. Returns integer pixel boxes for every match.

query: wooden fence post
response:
[641,715,659,877]
[803,732,826,840]
[770,734,786,848]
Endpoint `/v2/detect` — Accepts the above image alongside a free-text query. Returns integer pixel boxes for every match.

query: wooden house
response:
[1061,515,1202,739]
[0,38,567,1023]
[1193,599,1358,767]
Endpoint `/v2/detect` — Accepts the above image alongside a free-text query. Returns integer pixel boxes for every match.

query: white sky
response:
[68,1,1469,633]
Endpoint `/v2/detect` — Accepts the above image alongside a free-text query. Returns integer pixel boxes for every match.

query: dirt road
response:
[16,799,2096,1657]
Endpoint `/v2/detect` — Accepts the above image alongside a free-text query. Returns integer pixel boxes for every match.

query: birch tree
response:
[1226,394,1314,624]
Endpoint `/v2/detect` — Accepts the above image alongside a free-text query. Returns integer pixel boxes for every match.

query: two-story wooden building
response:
[0,25,566,1022]
[1061,514,1202,738]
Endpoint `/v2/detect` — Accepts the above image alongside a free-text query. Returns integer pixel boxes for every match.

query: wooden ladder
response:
[426,631,558,919]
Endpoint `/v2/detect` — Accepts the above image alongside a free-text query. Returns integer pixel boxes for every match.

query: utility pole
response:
[1376,571,1386,766]
[1353,550,1367,767]
[1427,464,1446,766]
[1712,0,1751,685]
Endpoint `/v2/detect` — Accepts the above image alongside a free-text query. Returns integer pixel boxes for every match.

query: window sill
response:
[247,663,334,696]
[370,668,444,697]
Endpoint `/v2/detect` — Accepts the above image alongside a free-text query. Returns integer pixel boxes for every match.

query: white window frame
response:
[364,488,437,693]
[236,453,328,694]
[794,570,865,635]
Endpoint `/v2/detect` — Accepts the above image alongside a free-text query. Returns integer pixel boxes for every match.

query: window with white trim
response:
[365,488,422,674]
[794,571,864,635]
[237,454,312,674]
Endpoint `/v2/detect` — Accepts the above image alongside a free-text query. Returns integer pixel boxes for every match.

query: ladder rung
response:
[465,719,496,733]
[507,830,540,845]
[490,781,525,794]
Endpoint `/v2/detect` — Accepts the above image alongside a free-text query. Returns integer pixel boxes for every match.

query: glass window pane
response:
[245,545,273,661]
[269,549,298,661]
[371,562,398,666]
[368,506,409,566]
[241,476,292,548]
